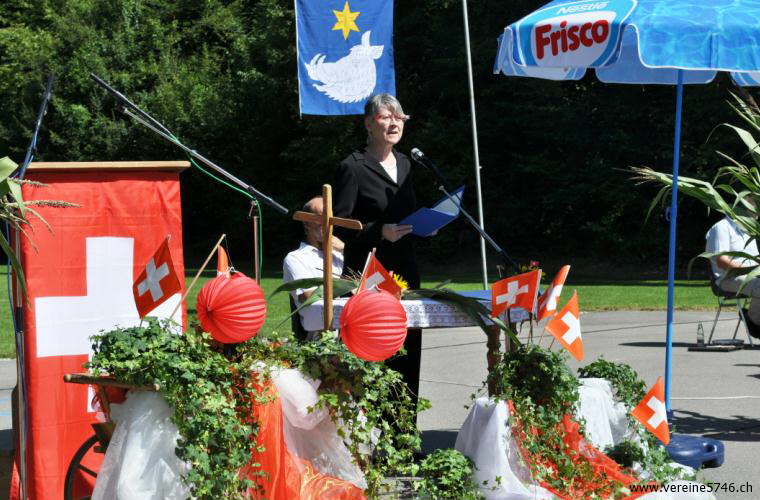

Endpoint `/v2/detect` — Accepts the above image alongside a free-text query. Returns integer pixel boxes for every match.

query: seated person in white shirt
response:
[706,215,760,330]
[283,196,344,338]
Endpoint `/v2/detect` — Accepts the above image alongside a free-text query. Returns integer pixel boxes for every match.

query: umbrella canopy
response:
[496,0,760,83]
[494,0,760,409]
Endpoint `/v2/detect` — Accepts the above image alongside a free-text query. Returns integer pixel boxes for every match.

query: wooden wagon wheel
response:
[63,434,101,500]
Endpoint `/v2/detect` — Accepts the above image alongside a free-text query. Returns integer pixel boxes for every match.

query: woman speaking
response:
[333,93,422,405]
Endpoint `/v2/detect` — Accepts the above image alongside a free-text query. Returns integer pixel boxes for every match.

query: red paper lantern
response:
[196,272,267,344]
[339,289,407,362]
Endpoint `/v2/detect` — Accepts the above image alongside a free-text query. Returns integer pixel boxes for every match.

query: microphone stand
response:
[11,74,54,500]
[412,154,519,273]
[90,73,288,215]
[15,74,54,179]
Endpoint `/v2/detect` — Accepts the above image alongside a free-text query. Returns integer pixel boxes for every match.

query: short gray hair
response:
[363,93,408,120]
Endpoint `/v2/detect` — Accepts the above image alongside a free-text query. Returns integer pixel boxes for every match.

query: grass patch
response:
[0,268,719,359]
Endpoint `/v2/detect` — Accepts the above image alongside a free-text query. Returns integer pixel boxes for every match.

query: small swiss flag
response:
[632,377,670,445]
[491,269,540,317]
[132,238,182,318]
[537,265,570,321]
[545,290,583,361]
[217,245,230,277]
[358,250,402,296]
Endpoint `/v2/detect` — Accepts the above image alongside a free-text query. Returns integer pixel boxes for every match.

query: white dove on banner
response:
[304,30,383,103]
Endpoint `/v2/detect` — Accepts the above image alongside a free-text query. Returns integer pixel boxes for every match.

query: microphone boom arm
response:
[92,73,288,215]
[121,108,287,214]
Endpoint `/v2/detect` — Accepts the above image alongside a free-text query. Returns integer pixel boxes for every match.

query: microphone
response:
[410,147,433,167]
[410,148,449,190]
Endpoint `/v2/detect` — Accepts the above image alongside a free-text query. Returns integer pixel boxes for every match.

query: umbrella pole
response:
[665,70,684,412]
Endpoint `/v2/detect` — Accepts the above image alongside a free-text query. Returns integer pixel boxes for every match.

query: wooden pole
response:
[322,185,334,331]
[170,233,226,321]
[251,201,261,284]
[253,214,260,283]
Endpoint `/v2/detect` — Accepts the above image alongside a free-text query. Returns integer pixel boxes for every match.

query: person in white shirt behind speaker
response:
[283,196,344,339]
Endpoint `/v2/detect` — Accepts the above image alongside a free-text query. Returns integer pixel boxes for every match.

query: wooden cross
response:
[293,184,362,331]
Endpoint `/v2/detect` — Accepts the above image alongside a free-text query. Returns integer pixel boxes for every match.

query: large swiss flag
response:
[10,167,186,499]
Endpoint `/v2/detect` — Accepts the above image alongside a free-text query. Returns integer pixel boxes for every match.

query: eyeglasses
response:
[374,113,409,123]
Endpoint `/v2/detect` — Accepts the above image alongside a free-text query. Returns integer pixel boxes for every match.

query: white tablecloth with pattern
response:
[301,290,529,331]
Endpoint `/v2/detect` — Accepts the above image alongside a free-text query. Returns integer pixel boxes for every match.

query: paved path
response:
[1,311,758,499]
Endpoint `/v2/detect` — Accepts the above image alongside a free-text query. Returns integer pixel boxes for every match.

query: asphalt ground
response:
[1,310,758,499]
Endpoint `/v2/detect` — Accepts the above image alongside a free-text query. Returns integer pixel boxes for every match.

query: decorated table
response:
[302,290,530,394]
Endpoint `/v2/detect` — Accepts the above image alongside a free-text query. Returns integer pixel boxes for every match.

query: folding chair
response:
[699,276,755,349]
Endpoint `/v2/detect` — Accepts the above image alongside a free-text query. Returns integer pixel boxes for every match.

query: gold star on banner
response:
[332,1,360,40]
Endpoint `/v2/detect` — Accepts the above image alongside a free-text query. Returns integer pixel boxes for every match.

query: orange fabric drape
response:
[507,401,657,500]
[243,383,366,500]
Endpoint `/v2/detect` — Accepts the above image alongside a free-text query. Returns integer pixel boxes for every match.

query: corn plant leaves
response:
[634,95,760,294]
[0,157,17,180]
[0,157,27,294]
[0,229,25,295]
[720,124,760,168]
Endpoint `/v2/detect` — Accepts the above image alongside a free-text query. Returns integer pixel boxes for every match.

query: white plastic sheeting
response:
[92,391,190,500]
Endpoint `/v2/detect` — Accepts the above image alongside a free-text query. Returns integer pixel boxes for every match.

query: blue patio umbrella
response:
[495,0,760,413]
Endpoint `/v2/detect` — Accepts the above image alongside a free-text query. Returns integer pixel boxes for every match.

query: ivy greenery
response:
[87,319,264,499]
[603,440,646,469]
[414,448,484,500]
[89,321,434,498]
[578,358,646,411]
[488,343,579,415]
[488,346,696,494]
[485,344,616,496]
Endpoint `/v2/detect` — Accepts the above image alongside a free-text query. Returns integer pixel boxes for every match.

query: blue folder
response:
[400,186,464,237]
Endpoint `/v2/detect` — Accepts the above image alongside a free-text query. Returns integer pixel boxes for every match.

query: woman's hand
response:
[382,223,413,242]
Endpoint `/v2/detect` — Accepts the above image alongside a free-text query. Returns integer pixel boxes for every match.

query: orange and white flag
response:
[631,377,670,445]
[491,269,541,317]
[537,265,570,321]
[217,246,230,277]
[358,251,402,296]
[545,291,583,361]
[133,238,182,318]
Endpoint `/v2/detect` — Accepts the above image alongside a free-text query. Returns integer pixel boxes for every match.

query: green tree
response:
[0,0,746,269]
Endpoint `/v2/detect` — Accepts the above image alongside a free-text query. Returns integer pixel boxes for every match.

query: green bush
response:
[416,449,484,500]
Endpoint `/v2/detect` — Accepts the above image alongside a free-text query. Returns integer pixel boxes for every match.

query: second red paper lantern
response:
[339,289,407,362]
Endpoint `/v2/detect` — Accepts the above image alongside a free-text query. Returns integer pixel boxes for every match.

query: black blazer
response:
[333,149,420,288]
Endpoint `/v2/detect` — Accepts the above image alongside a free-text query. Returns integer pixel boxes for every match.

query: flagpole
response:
[461,0,488,290]
[537,326,546,346]
[169,234,226,321]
